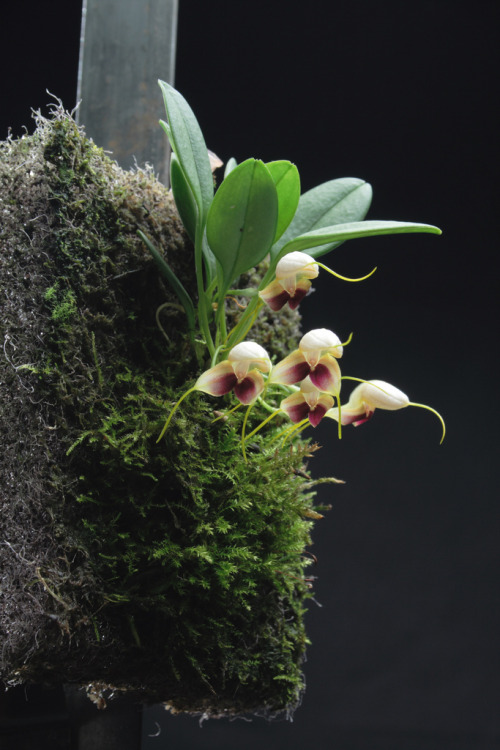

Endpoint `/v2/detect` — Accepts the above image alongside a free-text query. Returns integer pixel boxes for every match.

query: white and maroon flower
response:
[270,328,343,393]
[259,251,319,311]
[195,341,271,405]
[326,379,410,426]
[280,377,335,427]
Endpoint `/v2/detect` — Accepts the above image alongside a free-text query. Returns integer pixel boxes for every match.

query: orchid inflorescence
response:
[145,83,445,458]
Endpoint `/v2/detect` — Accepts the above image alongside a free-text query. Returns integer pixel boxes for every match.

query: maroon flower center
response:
[308,403,328,427]
[234,376,259,404]
[309,362,336,392]
[288,286,309,310]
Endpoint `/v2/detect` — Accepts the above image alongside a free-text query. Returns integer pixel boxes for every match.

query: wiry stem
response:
[244,409,281,442]
[157,387,196,443]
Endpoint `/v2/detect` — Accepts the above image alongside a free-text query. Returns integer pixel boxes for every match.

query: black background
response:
[1,2,498,748]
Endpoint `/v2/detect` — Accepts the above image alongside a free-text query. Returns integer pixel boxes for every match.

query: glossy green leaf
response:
[137,230,196,334]
[266,161,301,243]
[271,177,372,260]
[158,80,213,224]
[169,153,197,243]
[277,220,442,260]
[206,159,278,288]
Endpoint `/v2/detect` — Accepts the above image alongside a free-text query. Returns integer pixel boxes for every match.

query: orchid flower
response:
[270,328,344,393]
[259,252,319,311]
[157,342,271,442]
[259,251,377,312]
[326,379,446,442]
[195,341,271,405]
[280,377,335,427]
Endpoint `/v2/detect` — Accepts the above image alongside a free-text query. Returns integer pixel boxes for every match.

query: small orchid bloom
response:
[270,328,343,393]
[326,379,446,442]
[327,380,409,426]
[195,341,271,405]
[259,251,377,312]
[259,251,319,311]
[280,377,335,427]
[157,342,272,443]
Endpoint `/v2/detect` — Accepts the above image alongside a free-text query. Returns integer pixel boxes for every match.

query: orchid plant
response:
[142,81,445,457]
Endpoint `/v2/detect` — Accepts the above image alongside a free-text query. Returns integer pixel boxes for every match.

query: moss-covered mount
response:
[0,108,332,717]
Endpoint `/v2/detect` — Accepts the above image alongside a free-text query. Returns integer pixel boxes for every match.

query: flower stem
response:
[244,409,281,441]
[157,386,196,443]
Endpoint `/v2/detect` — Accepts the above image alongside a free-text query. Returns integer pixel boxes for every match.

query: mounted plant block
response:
[0,86,444,719]
[0,109,323,717]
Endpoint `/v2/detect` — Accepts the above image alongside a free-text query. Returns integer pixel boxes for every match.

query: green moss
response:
[44,284,77,322]
[67,382,318,710]
[0,109,332,716]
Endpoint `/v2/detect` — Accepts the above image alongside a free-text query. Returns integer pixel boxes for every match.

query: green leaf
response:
[266,161,301,243]
[158,81,213,224]
[137,230,196,333]
[169,153,197,242]
[224,157,238,177]
[206,159,278,288]
[271,177,372,260]
[277,220,442,260]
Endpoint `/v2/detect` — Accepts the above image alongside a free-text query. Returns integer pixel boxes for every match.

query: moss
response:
[0,107,332,717]
[44,284,78,322]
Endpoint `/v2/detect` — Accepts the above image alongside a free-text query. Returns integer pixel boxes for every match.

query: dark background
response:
[1,1,498,749]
